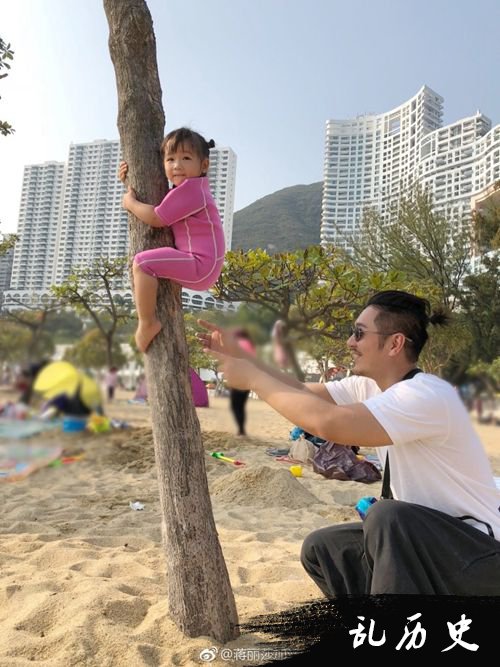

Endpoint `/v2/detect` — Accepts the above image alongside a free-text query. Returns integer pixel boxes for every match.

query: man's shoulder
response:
[389,372,457,405]
[326,374,380,404]
[406,372,454,392]
[339,374,378,388]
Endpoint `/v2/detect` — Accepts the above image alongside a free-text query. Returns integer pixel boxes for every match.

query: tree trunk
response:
[103,0,239,643]
[286,341,305,382]
[105,333,113,369]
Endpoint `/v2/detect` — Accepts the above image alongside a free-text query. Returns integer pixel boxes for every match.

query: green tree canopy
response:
[64,328,127,370]
[458,254,500,365]
[0,321,32,363]
[0,37,15,136]
[468,357,500,391]
[0,319,53,363]
[473,181,500,252]
[1,305,57,361]
[50,256,133,368]
[183,312,219,376]
[214,245,409,379]
[44,310,84,343]
[0,231,17,255]
[352,184,472,311]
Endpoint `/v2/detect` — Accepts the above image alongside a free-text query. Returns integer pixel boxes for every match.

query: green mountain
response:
[231,182,323,252]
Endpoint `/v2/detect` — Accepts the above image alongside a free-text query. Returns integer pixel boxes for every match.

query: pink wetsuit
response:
[134,177,225,290]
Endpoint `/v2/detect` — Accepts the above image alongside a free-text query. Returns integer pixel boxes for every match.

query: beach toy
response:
[61,454,85,464]
[210,452,245,466]
[62,416,87,433]
[289,465,302,477]
[49,454,85,467]
[88,414,111,433]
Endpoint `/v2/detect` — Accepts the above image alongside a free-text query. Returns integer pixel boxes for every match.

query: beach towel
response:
[0,418,61,440]
[0,441,63,482]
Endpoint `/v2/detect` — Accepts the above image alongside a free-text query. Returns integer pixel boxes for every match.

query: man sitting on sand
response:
[199,290,500,595]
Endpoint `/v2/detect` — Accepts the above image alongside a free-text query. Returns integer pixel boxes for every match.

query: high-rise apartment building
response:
[54,140,127,285]
[9,143,126,293]
[10,162,65,291]
[208,146,237,250]
[0,246,14,296]
[321,85,500,252]
[418,114,500,219]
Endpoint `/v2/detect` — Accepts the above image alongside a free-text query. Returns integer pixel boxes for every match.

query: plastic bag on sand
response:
[312,441,381,483]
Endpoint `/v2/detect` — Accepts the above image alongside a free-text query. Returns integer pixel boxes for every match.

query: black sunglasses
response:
[350,326,414,344]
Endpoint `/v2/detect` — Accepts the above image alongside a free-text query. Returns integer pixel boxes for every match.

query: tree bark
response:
[105,332,113,369]
[285,340,305,382]
[103,0,239,643]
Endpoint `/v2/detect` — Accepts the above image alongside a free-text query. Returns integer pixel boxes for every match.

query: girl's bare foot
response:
[135,320,162,353]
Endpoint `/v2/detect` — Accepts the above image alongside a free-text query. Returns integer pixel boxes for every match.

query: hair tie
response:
[207,139,215,149]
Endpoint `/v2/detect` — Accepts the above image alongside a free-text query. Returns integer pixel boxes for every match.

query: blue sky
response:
[1,0,499,233]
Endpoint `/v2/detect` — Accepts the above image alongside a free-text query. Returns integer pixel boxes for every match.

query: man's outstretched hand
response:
[197,320,246,358]
[206,349,254,391]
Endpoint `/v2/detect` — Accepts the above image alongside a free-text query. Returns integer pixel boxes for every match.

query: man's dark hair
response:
[366,290,450,361]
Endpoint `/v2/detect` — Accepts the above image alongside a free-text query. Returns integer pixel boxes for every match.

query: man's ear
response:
[388,333,406,357]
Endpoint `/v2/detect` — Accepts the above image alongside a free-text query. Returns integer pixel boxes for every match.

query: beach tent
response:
[189,368,209,407]
[133,368,209,407]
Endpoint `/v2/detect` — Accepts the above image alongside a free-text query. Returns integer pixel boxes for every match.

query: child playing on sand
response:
[119,127,225,352]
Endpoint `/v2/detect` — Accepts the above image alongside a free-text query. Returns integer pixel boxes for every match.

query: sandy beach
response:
[0,388,499,666]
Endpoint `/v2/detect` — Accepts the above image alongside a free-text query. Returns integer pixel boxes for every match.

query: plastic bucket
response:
[63,416,87,433]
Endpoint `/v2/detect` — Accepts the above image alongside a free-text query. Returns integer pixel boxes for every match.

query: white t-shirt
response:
[325,373,500,539]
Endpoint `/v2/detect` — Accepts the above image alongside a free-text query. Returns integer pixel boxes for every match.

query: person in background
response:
[271,319,290,369]
[104,367,119,402]
[228,328,256,436]
[15,361,48,405]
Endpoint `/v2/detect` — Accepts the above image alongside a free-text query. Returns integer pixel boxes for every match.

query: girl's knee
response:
[133,260,153,278]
